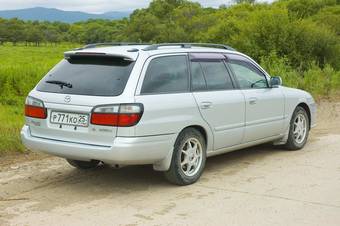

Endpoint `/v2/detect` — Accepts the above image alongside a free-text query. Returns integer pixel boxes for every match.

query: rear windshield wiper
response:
[45,80,73,89]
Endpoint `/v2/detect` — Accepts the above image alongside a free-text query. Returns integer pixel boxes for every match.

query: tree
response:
[234,0,256,4]
[287,0,337,19]
[5,18,25,45]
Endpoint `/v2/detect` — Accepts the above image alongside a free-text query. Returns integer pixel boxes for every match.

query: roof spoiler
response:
[64,51,135,62]
[75,42,150,50]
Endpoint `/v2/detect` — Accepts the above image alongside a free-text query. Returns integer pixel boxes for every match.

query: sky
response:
[0,0,273,13]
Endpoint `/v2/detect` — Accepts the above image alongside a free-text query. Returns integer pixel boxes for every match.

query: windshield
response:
[37,56,135,96]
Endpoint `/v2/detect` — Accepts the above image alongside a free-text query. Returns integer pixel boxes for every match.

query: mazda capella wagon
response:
[21,43,316,185]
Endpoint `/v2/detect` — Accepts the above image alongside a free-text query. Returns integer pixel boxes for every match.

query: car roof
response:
[65,44,239,62]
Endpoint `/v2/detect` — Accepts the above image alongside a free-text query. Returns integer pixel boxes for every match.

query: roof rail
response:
[143,43,192,51]
[76,42,150,50]
[190,43,236,51]
[142,43,235,51]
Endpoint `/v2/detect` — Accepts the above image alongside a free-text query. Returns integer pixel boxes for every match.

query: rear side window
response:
[190,60,234,91]
[37,57,135,96]
[200,61,234,90]
[191,62,207,91]
[141,55,189,94]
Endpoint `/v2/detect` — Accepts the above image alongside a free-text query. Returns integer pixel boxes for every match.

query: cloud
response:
[0,0,272,13]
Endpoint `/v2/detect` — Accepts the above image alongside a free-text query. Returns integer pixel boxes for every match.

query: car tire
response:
[66,159,100,169]
[285,106,310,150]
[164,128,206,185]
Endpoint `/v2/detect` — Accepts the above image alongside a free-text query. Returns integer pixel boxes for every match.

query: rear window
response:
[37,56,135,96]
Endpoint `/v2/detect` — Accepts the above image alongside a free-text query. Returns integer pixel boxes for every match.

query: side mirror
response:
[270,76,282,88]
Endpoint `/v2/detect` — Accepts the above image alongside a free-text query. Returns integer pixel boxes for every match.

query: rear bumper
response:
[21,125,175,166]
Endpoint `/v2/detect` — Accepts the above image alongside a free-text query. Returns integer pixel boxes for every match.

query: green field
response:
[0,44,78,154]
[0,44,339,155]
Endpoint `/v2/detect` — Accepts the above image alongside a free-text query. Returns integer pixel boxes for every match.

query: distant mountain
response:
[0,7,131,23]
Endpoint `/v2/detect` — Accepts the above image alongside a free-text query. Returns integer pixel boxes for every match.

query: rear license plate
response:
[50,111,89,127]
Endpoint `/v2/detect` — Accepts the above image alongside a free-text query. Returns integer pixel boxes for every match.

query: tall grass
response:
[0,105,25,153]
[0,44,79,154]
[0,44,78,105]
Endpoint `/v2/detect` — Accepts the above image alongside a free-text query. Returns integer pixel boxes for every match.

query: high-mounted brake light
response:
[91,104,143,127]
[25,96,47,119]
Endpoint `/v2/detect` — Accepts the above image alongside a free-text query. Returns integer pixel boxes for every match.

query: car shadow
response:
[56,142,283,189]
[17,143,287,212]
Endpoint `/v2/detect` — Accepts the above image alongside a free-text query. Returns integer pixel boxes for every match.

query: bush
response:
[260,52,340,99]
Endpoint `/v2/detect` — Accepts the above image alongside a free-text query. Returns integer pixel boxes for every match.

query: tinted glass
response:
[200,61,234,90]
[37,57,135,96]
[141,55,189,94]
[190,62,207,91]
[228,59,268,89]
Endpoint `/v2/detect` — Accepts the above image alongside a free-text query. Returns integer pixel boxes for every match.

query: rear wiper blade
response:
[45,80,73,89]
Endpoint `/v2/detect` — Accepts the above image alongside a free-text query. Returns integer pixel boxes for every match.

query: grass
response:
[0,43,78,105]
[0,44,339,155]
[0,105,25,154]
[0,43,79,155]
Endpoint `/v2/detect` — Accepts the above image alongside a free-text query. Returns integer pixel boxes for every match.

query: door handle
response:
[200,101,212,109]
[249,97,258,105]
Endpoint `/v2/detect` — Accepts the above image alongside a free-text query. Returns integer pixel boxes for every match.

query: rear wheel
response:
[285,106,310,150]
[164,128,206,185]
[66,159,100,169]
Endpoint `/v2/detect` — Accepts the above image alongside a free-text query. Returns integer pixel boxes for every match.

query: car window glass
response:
[37,57,135,96]
[228,60,268,89]
[200,61,234,90]
[141,55,189,94]
[190,62,207,91]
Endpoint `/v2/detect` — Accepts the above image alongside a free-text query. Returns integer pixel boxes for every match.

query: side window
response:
[228,59,268,89]
[200,61,234,90]
[141,55,189,94]
[190,62,207,91]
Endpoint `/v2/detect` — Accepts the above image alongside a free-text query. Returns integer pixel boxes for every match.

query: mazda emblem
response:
[64,95,71,103]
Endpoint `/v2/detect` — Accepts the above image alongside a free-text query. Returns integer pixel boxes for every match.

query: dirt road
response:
[1,102,340,226]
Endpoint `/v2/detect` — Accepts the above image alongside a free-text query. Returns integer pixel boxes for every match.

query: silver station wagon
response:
[21,43,316,185]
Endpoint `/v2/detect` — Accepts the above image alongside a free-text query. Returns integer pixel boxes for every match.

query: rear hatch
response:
[27,52,136,147]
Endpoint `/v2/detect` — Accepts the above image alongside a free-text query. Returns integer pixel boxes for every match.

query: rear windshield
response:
[37,56,135,96]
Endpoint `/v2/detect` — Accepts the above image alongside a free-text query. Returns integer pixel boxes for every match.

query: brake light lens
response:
[25,96,47,119]
[91,104,143,127]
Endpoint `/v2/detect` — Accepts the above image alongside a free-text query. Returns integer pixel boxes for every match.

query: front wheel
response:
[285,106,310,150]
[164,128,206,185]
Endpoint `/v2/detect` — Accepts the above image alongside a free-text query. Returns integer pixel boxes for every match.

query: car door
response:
[226,53,285,143]
[134,54,202,138]
[190,53,246,150]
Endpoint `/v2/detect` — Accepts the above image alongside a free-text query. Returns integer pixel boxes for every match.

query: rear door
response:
[226,54,285,142]
[190,53,246,150]
[28,55,135,146]
[134,54,200,137]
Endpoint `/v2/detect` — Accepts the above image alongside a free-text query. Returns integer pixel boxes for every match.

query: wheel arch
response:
[153,124,212,172]
[180,124,214,151]
[183,125,207,145]
[297,102,311,129]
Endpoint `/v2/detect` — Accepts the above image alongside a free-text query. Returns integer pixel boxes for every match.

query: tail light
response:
[25,96,47,119]
[91,104,143,127]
